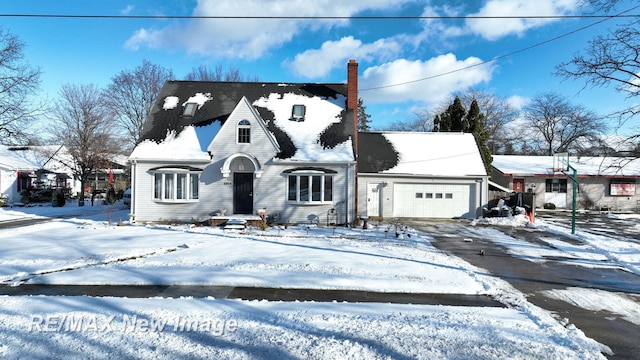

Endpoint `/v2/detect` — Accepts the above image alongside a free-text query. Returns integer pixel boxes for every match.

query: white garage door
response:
[393,183,474,218]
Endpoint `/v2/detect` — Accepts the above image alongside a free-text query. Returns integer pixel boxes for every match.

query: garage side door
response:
[393,183,474,218]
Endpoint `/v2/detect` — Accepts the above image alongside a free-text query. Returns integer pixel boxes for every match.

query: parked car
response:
[123,188,131,206]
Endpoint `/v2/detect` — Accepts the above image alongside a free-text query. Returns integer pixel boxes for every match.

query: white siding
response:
[131,97,356,224]
[131,160,355,224]
[0,167,18,204]
[357,175,487,219]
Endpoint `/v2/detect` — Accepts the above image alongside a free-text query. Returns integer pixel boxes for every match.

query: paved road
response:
[411,220,640,360]
[0,206,110,229]
[0,284,504,307]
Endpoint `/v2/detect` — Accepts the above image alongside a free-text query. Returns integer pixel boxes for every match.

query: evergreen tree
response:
[439,109,452,132]
[466,100,493,175]
[448,97,467,132]
[357,98,372,131]
[433,114,441,132]
[435,96,467,132]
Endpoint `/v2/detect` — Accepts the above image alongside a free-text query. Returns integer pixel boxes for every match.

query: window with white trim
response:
[237,119,251,143]
[287,173,333,203]
[153,171,200,202]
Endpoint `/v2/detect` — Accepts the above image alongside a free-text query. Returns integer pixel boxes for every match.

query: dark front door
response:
[233,173,253,214]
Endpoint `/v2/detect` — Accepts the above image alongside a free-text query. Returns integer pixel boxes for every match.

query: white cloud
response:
[465,0,581,40]
[125,0,414,59]
[287,36,401,78]
[360,55,495,105]
[120,5,134,16]
[507,95,530,110]
[417,0,581,42]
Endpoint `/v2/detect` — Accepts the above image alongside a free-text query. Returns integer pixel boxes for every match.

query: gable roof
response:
[138,81,355,161]
[492,155,640,177]
[358,132,487,177]
[208,96,280,154]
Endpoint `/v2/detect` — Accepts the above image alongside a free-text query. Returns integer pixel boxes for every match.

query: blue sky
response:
[2,0,639,133]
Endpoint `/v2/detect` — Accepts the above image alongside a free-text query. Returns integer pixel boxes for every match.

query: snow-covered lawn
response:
[2,203,637,359]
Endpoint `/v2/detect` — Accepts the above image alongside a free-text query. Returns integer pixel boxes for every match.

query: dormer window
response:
[291,104,306,122]
[183,102,198,117]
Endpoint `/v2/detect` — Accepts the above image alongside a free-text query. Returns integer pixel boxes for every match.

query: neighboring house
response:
[492,155,640,211]
[85,154,130,194]
[0,145,78,204]
[128,61,359,224]
[357,132,489,219]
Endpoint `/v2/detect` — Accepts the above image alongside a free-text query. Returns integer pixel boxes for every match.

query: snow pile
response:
[0,296,605,360]
[184,92,213,108]
[543,287,640,326]
[162,96,179,110]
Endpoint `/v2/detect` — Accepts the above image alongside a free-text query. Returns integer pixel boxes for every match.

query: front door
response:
[513,178,525,192]
[233,173,253,214]
[367,183,381,217]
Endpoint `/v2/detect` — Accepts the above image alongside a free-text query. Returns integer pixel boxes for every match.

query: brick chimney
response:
[347,59,359,156]
[347,59,359,223]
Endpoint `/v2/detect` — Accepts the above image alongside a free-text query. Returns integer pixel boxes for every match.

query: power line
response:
[361,5,640,92]
[0,13,638,20]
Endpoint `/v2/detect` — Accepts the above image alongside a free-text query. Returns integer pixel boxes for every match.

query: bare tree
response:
[0,27,43,144]
[184,63,259,82]
[51,83,120,205]
[456,90,519,153]
[557,1,640,130]
[522,92,607,155]
[385,108,433,132]
[104,60,174,149]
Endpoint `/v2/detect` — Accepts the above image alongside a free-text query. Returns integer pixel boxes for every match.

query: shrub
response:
[0,193,7,207]
[578,198,595,210]
[543,202,556,210]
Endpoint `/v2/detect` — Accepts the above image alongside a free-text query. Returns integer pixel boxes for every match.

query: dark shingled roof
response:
[140,81,354,160]
[357,132,400,173]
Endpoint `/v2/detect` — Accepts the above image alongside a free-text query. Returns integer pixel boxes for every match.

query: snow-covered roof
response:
[358,132,487,177]
[129,126,210,162]
[0,145,73,173]
[492,155,640,177]
[133,81,355,162]
[254,92,353,162]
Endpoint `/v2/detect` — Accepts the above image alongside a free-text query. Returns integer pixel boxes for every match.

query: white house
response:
[357,132,489,219]
[492,155,640,211]
[0,145,78,204]
[128,61,360,224]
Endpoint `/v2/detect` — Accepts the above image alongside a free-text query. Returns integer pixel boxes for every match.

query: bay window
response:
[152,170,200,202]
[287,172,333,203]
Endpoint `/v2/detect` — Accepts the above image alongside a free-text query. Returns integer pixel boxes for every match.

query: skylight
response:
[183,102,198,117]
[291,104,305,121]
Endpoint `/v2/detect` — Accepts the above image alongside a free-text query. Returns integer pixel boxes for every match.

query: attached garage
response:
[393,183,475,218]
[358,132,488,220]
